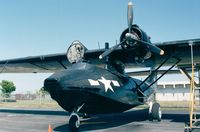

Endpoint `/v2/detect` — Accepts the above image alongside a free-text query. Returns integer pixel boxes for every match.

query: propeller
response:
[126,1,164,56]
[99,1,164,60]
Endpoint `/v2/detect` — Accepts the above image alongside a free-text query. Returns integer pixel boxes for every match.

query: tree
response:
[0,80,16,98]
[39,87,48,98]
[36,87,49,104]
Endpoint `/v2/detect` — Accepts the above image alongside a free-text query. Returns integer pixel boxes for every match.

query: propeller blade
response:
[127,1,133,33]
[99,40,126,59]
[134,39,164,55]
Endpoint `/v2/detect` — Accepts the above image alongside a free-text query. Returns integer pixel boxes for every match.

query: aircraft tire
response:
[69,114,80,132]
[151,102,162,121]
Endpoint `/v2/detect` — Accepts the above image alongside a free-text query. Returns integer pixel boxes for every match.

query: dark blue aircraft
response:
[0,2,200,131]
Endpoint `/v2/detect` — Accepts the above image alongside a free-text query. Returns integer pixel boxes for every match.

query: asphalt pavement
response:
[0,107,195,132]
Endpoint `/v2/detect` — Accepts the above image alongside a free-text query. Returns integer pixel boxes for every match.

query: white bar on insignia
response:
[112,80,120,87]
[88,79,100,86]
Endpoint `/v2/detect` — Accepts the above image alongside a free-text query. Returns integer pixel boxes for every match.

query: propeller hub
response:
[125,32,139,46]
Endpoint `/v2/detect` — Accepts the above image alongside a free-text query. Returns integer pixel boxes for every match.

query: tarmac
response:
[0,107,196,132]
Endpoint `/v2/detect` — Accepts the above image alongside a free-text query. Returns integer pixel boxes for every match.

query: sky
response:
[0,0,200,93]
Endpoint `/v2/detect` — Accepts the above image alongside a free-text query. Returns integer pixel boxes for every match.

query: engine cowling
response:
[120,25,152,62]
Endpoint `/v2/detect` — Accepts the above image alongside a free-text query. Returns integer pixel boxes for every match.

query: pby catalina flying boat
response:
[1,1,200,131]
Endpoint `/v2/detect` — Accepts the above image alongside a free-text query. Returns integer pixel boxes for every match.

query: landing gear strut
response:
[69,113,80,132]
[69,104,84,131]
[149,102,162,121]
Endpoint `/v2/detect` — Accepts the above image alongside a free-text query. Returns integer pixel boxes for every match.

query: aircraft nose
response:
[45,77,58,83]
[44,77,60,92]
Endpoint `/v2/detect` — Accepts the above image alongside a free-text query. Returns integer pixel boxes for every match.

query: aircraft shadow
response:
[54,108,190,132]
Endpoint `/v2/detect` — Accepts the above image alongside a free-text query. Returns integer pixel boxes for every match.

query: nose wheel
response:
[69,113,80,132]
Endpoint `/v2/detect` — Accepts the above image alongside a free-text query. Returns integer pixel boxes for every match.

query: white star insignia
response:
[98,76,114,92]
[88,76,120,93]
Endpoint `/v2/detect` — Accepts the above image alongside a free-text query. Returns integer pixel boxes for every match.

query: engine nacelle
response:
[120,25,152,61]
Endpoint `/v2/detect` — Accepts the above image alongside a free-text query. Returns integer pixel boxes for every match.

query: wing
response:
[96,38,200,68]
[0,53,70,73]
[0,39,200,73]
[0,49,105,73]
[126,38,200,76]
[153,38,200,67]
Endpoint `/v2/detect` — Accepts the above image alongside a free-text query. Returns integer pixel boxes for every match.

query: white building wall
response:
[156,93,190,101]
[155,81,193,101]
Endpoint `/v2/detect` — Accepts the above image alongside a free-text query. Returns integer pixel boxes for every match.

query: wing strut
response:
[178,67,199,87]
[139,56,181,92]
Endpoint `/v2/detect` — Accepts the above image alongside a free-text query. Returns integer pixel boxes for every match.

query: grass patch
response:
[0,100,196,109]
[0,100,60,108]
[159,101,190,108]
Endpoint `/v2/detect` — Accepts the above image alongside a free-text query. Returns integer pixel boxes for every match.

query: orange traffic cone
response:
[48,124,52,132]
